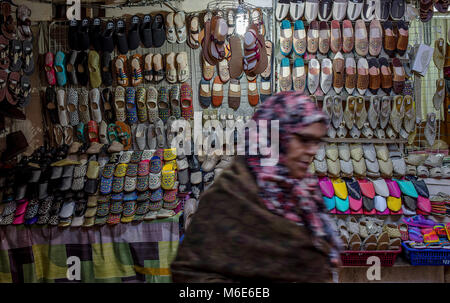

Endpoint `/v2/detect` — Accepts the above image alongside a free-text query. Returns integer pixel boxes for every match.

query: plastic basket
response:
[402,243,450,266]
[340,248,401,267]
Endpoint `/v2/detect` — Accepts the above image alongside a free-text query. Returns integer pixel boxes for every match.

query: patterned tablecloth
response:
[0,213,181,283]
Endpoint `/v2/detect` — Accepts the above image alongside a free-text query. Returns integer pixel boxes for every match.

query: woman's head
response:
[246,91,329,180]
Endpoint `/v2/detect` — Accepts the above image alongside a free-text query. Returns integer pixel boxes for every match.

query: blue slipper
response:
[55,51,67,86]
[323,195,336,212]
[293,20,306,56]
[199,78,211,108]
[335,196,350,212]
[394,179,418,198]
[280,20,293,56]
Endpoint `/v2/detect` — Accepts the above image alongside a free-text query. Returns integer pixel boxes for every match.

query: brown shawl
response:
[170,157,332,283]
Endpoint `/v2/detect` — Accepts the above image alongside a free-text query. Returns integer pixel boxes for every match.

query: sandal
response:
[144,53,153,82]
[152,53,164,83]
[9,39,22,72]
[115,55,128,87]
[228,36,243,79]
[176,51,190,83]
[131,54,143,86]
[243,24,267,76]
[187,15,200,49]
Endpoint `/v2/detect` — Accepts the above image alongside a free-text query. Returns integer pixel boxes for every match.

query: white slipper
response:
[165,12,177,44]
[305,0,319,22]
[308,58,320,94]
[276,0,291,21]
[333,0,348,21]
[174,11,187,44]
[290,0,306,20]
[362,0,376,22]
[368,96,380,129]
[347,0,363,20]
[320,58,333,94]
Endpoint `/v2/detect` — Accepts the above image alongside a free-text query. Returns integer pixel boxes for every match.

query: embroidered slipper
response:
[131,54,143,87]
[128,15,141,51]
[211,76,224,107]
[279,57,292,92]
[248,79,259,107]
[115,55,128,87]
[383,21,396,58]
[187,15,200,49]
[321,58,333,94]
[342,19,354,53]
[169,85,181,119]
[330,20,342,53]
[114,86,126,122]
[392,58,406,94]
[136,87,148,122]
[181,82,193,120]
[116,121,132,151]
[217,59,230,83]
[293,57,306,93]
[199,78,212,108]
[87,120,99,143]
[355,19,368,56]
[357,57,369,95]
[228,36,243,79]
[293,20,307,56]
[307,20,319,54]
[152,53,165,83]
[202,56,215,81]
[369,19,382,57]
[152,14,166,48]
[228,79,241,110]
[333,52,345,94]
[313,22,327,56]
[88,50,101,88]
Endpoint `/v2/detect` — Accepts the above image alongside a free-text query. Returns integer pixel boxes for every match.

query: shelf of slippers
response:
[323,138,408,144]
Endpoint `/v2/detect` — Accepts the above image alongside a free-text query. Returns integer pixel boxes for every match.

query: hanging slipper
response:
[379,57,392,94]
[208,16,228,64]
[88,50,101,88]
[22,40,34,76]
[251,8,265,37]
[101,20,115,53]
[355,19,368,56]
[1,2,16,41]
[66,50,78,85]
[308,58,320,94]
[158,87,170,123]
[8,39,22,72]
[391,0,406,20]
[228,79,241,110]
[89,88,102,123]
[54,51,67,87]
[75,51,89,86]
[293,57,306,92]
[107,123,118,143]
[261,40,273,81]
[307,20,319,54]
[45,52,56,86]
[125,87,137,125]
[318,21,330,55]
[392,58,405,94]
[18,75,31,108]
[101,51,113,87]
[357,57,369,95]
[136,87,148,122]
[88,120,99,143]
[279,57,292,92]
[153,53,165,83]
[152,14,165,48]
[114,86,126,122]
[90,18,102,51]
[0,70,7,103]
[181,82,193,120]
[362,0,376,21]
[330,20,342,53]
[77,18,90,51]
[383,21,396,58]
[166,12,177,44]
[280,20,293,56]
[77,88,90,124]
[376,0,391,21]
[318,0,333,21]
[128,15,141,51]
[175,11,187,44]
[115,55,128,87]
[115,19,128,55]
[139,14,153,48]
[342,19,354,53]
[115,121,132,150]
[67,88,79,126]
[368,58,381,94]
[333,52,345,94]
[7,71,20,105]
[396,21,409,56]
[187,15,200,49]
[248,79,259,107]
[146,86,159,123]
[369,19,382,57]
[243,24,267,76]
[130,54,143,87]
[169,85,181,119]
[176,52,190,83]
[143,53,153,82]
[228,36,243,79]
[212,76,224,107]
[199,78,211,108]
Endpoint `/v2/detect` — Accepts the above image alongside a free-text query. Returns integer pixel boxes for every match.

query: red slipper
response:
[45,52,56,86]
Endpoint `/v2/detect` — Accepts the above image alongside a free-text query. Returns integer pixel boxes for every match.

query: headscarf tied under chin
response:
[245,91,343,266]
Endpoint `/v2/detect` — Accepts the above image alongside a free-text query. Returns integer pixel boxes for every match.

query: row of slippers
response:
[276,0,409,22]
[279,19,408,58]
[314,143,450,179]
[47,85,194,129]
[321,95,416,139]
[278,55,407,95]
[336,217,404,251]
[45,50,190,88]
[0,36,34,74]
[322,176,431,216]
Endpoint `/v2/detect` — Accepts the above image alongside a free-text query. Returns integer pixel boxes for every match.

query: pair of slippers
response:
[0,69,30,108]
[165,11,187,44]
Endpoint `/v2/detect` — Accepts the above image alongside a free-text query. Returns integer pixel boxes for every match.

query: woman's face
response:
[285,122,327,179]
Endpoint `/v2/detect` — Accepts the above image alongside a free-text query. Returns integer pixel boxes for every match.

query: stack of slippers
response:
[0,2,33,116]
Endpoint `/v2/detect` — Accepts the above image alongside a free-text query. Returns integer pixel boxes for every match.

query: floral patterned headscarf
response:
[245,91,343,266]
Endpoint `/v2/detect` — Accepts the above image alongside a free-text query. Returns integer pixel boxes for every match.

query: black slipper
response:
[22,40,34,76]
[45,86,59,124]
[390,0,406,20]
[84,179,98,195]
[77,18,91,51]
[90,18,102,51]
[128,15,141,51]
[68,19,80,51]
[17,75,31,107]
[75,51,89,86]
[101,51,113,87]
[66,50,78,85]
[152,14,165,48]
[115,19,128,54]
[8,39,22,72]
[101,87,115,123]
[101,20,115,52]
[140,14,153,48]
